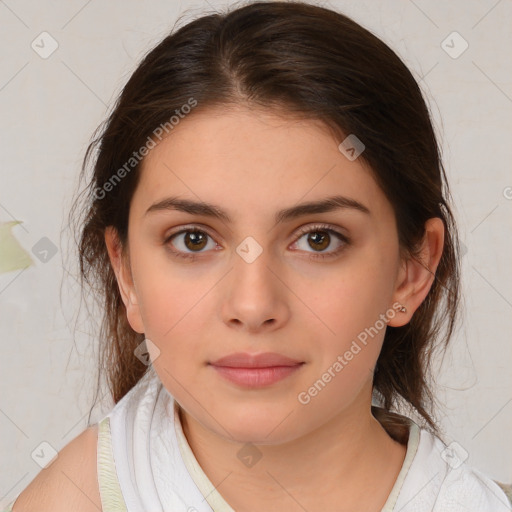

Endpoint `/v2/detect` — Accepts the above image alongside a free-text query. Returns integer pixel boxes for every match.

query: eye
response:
[165,227,217,260]
[164,223,350,262]
[291,224,349,260]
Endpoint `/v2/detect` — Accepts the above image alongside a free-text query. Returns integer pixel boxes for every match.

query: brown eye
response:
[183,230,208,251]
[167,229,216,256]
[292,224,349,260]
[306,231,331,251]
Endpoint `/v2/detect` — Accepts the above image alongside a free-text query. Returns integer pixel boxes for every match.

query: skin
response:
[105,104,444,511]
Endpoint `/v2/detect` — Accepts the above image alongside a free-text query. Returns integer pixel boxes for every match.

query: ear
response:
[104,226,145,334]
[388,217,444,327]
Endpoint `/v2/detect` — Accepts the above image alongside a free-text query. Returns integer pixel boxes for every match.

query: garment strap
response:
[97,416,128,511]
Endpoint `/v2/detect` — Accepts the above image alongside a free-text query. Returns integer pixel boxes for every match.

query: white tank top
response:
[93,365,512,512]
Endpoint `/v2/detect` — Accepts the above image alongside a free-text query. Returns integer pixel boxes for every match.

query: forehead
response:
[131,106,390,222]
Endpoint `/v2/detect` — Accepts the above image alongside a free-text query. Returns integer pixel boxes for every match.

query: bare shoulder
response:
[12,424,101,512]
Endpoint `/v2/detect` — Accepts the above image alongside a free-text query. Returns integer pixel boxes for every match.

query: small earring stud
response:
[399,305,407,313]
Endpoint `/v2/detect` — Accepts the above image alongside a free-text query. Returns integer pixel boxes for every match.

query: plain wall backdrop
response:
[1,0,511,506]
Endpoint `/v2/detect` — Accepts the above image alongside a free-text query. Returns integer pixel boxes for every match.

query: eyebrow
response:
[144,194,370,224]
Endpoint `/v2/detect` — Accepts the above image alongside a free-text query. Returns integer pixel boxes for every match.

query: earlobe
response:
[388,218,445,327]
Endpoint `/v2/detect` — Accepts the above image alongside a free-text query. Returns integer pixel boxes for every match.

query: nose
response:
[220,246,291,334]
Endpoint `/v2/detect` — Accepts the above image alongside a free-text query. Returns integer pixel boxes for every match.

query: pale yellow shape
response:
[0,221,33,274]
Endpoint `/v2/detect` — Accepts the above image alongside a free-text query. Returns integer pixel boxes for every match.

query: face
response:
[109,105,411,445]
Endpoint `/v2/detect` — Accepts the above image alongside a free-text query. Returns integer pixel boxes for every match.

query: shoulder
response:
[11,424,101,512]
[412,428,511,510]
[438,464,512,510]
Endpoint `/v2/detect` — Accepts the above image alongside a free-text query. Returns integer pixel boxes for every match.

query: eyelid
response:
[164,223,219,242]
[165,222,347,240]
[293,222,349,241]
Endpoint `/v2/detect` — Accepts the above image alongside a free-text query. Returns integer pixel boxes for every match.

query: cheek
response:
[134,248,205,327]
[289,250,395,381]
[295,253,395,334]
[132,262,211,366]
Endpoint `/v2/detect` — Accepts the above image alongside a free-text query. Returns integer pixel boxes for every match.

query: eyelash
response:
[163,223,350,262]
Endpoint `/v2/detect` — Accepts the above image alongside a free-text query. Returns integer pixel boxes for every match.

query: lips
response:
[209,352,305,388]
[209,352,303,368]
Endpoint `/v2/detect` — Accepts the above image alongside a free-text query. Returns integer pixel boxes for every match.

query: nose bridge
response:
[231,234,277,296]
[221,234,289,331]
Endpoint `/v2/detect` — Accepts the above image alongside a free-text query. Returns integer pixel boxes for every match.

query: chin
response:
[210,402,305,446]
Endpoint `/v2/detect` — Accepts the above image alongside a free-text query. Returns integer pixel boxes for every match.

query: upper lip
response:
[209,352,304,368]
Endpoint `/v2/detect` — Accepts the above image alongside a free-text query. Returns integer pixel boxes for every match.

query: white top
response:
[96,365,512,512]
[4,364,511,511]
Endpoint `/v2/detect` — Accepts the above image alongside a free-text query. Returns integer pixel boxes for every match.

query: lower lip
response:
[210,364,304,388]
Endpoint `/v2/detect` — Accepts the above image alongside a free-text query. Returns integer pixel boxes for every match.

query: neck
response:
[178,388,408,511]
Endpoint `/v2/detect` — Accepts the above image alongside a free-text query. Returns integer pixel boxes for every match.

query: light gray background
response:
[1,0,511,506]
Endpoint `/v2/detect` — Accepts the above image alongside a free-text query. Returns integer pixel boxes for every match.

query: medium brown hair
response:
[69,0,460,441]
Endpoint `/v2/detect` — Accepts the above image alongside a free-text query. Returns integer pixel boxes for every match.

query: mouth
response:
[208,352,305,388]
